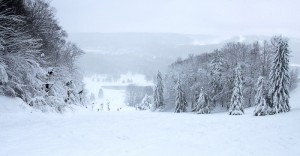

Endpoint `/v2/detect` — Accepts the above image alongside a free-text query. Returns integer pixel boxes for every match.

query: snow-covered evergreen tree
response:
[137,94,152,110]
[0,64,8,84]
[229,65,244,115]
[153,71,164,111]
[194,88,211,114]
[209,51,224,103]
[174,79,188,113]
[98,88,104,99]
[254,77,269,116]
[268,36,290,114]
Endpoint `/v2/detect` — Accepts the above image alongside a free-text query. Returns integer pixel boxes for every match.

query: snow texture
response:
[1,86,300,156]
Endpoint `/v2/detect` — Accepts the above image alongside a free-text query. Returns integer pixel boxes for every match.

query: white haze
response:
[51,0,300,38]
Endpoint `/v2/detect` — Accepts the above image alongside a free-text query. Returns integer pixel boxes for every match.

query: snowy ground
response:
[1,87,300,156]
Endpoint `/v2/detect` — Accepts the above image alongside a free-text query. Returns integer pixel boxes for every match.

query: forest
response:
[1,0,298,116]
[0,0,87,112]
[149,36,298,115]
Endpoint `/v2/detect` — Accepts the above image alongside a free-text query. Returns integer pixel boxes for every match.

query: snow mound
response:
[0,96,37,113]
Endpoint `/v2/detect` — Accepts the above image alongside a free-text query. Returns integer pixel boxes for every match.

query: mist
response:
[51,0,300,37]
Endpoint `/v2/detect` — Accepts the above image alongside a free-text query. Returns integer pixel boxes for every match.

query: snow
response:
[1,87,300,156]
[291,64,300,67]
[0,96,38,113]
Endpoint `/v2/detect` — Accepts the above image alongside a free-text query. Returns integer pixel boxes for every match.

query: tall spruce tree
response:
[254,76,269,116]
[268,36,290,114]
[209,51,224,105]
[153,71,164,111]
[229,65,244,115]
[174,79,188,113]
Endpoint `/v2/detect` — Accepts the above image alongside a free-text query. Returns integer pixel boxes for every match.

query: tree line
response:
[152,36,298,115]
[0,0,87,112]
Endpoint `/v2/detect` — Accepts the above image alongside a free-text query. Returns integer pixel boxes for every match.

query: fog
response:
[50,0,300,76]
[51,0,300,37]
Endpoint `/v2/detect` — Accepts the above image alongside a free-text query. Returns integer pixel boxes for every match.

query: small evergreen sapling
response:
[194,88,211,114]
[174,79,188,113]
[254,77,269,116]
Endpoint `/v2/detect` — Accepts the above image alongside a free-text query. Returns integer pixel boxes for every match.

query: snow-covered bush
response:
[136,94,152,110]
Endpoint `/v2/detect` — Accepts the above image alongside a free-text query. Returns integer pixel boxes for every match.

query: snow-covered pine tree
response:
[254,76,269,116]
[194,88,211,114]
[209,50,224,104]
[98,88,104,98]
[268,36,290,114]
[174,79,188,113]
[0,64,8,85]
[137,94,152,110]
[229,64,244,115]
[153,71,164,111]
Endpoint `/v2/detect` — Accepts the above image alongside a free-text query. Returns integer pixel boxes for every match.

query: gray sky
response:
[51,0,300,37]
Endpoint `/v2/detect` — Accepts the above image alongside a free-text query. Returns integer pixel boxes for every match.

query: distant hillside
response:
[69,33,300,76]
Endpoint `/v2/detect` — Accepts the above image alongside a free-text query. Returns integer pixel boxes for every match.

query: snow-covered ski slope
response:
[1,87,300,156]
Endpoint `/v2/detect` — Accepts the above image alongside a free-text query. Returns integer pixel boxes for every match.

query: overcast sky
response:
[51,0,300,37]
